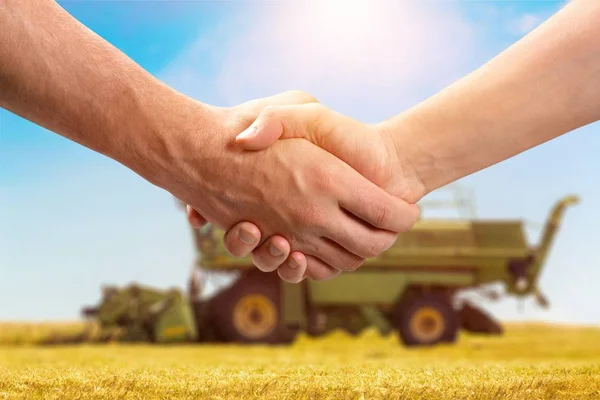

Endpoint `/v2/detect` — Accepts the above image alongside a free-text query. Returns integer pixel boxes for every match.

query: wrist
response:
[108,79,219,190]
[377,109,448,203]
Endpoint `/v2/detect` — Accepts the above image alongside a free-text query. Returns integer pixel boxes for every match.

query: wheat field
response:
[0,322,599,399]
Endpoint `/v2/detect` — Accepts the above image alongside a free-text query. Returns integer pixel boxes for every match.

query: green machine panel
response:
[307,271,475,305]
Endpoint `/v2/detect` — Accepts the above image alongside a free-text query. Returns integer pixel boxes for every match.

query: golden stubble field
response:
[0,322,599,399]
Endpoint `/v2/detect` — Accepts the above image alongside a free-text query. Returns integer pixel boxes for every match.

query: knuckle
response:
[232,104,257,126]
[373,201,390,228]
[261,105,281,120]
[308,268,340,281]
[343,255,366,272]
[363,241,382,259]
[287,89,318,104]
[397,206,421,232]
[371,236,395,257]
[305,103,328,126]
[304,102,325,113]
[358,235,395,259]
[410,206,422,227]
[367,242,382,258]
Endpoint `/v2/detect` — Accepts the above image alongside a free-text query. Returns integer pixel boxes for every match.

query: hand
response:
[187,102,424,282]
[184,91,317,281]
[186,204,308,282]
[161,92,418,281]
[236,103,425,201]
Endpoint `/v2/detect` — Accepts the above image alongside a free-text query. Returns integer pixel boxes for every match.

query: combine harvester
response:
[70,194,578,347]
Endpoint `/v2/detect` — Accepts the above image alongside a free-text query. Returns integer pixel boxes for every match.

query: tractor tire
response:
[459,302,503,335]
[191,300,223,342]
[208,270,295,344]
[393,292,459,347]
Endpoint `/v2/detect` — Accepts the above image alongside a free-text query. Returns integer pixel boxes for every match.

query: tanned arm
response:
[1,0,419,281]
[0,0,205,181]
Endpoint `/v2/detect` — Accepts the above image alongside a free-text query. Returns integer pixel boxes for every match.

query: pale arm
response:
[231,0,600,282]
[388,0,600,197]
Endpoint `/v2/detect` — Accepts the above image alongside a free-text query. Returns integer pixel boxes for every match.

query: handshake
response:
[3,0,595,286]
[179,90,424,284]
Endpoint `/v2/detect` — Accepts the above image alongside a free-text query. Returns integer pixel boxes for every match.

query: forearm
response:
[0,0,212,183]
[386,0,600,198]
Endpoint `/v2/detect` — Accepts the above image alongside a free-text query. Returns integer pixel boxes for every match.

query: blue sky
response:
[2,0,599,324]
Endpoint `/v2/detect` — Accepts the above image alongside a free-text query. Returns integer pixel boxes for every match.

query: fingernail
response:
[268,243,283,257]
[239,228,257,244]
[236,125,257,140]
[287,259,299,269]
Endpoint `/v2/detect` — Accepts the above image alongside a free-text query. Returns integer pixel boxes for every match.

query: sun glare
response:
[310,0,380,41]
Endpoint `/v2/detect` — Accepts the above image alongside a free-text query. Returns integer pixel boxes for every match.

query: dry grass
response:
[0,321,94,346]
[1,322,599,399]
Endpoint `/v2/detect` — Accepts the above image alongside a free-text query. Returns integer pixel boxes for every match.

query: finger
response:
[235,103,358,153]
[321,214,399,262]
[304,255,341,281]
[223,222,261,257]
[186,205,207,229]
[277,252,308,283]
[235,110,285,149]
[255,89,318,108]
[333,166,421,232]
[304,237,366,273]
[250,235,291,272]
[238,90,319,129]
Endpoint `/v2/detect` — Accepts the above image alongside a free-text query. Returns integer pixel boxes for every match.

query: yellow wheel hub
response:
[409,306,445,343]
[233,294,277,339]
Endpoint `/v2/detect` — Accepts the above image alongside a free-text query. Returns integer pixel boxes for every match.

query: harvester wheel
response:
[209,271,293,344]
[393,292,458,346]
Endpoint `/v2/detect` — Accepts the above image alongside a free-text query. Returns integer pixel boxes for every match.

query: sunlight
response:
[311,0,379,41]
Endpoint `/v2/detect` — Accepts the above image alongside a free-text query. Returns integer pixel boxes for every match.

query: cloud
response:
[161,1,478,119]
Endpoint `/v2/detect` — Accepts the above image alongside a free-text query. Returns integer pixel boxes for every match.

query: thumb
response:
[235,103,329,151]
[235,107,286,150]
